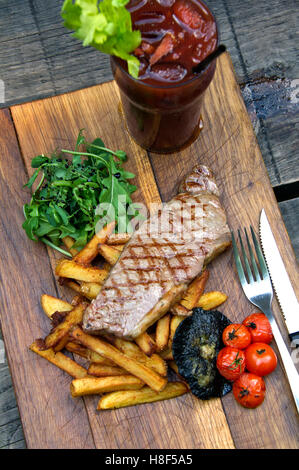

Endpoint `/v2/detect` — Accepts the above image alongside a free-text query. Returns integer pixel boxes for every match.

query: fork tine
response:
[231,231,247,285]
[238,229,254,283]
[250,226,269,280]
[244,228,261,282]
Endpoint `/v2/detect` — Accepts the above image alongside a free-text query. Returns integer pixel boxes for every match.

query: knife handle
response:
[265,308,299,415]
[289,332,299,348]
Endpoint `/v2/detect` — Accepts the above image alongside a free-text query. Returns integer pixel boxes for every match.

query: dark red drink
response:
[111,0,218,153]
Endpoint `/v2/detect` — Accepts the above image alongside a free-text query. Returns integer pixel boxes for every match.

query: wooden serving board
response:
[0,53,298,449]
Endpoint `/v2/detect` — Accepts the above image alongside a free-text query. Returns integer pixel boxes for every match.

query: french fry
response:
[97,382,188,410]
[70,375,144,397]
[41,294,73,319]
[168,362,190,389]
[86,350,116,366]
[78,281,102,300]
[60,279,102,300]
[63,280,82,295]
[159,347,173,361]
[111,245,124,252]
[30,340,89,379]
[148,332,156,342]
[168,315,184,348]
[107,233,131,245]
[65,341,89,359]
[129,283,187,338]
[180,270,209,310]
[71,295,83,306]
[107,336,167,377]
[56,259,109,283]
[41,295,83,352]
[155,314,170,352]
[135,332,157,356]
[196,291,228,310]
[102,261,111,271]
[98,244,123,265]
[62,236,79,256]
[147,355,167,377]
[88,363,128,377]
[160,315,184,360]
[73,222,116,265]
[71,328,167,392]
[170,304,192,317]
[29,213,230,413]
[67,340,115,365]
[168,360,179,375]
[53,336,69,353]
[45,303,86,350]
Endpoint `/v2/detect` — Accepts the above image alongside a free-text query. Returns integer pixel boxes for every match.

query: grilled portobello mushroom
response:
[172,307,232,399]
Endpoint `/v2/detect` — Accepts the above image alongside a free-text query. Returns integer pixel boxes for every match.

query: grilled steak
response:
[83,165,231,338]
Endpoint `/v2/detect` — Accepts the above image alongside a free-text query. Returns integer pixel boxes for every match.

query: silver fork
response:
[232,227,299,414]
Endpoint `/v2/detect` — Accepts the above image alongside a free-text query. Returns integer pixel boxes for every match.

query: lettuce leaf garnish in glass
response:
[61,0,141,78]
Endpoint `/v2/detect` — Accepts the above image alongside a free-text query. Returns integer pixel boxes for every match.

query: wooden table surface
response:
[0,0,298,449]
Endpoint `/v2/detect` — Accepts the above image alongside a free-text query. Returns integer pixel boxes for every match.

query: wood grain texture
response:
[1,0,298,448]
[221,0,299,188]
[0,344,25,449]
[4,52,298,449]
[0,108,95,449]
[148,52,299,448]
[279,198,299,259]
[0,0,112,106]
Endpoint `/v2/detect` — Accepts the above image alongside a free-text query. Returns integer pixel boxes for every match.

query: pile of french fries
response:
[30,222,228,410]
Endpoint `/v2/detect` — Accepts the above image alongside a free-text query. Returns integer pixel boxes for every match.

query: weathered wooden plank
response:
[223,0,298,81]
[9,53,299,448]
[0,2,298,446]
[206,1,242,75]
[11,81,234,450]
[0,364,22,427]
[0,0,54,103]
[1,439,27,449]
[221,0,299,188]
[148,52,299,448]
[0,0,112,106]
[279,198,299,259]
[0,351,25,448]
[241,79,299,186]
[0,325,26,449]
[0,418,24,449]
[0,108,95,449]
[1,199,297,451]
[0,0,298,190]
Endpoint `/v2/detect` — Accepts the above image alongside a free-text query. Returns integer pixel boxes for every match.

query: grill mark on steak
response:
[83,165,231,338]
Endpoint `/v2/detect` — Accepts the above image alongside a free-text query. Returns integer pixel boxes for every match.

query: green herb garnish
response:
[61,0,141,78]
[22,130,138,256]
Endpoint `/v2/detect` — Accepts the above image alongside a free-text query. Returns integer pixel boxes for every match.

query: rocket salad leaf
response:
[61,0,141,78]
[22,130,138,256]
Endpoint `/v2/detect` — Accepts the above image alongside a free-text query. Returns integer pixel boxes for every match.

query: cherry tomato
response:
[216,346,246,381]
[222,323,251,349]
[173,0,204,30]
[243,313,273,344]
[233,373,266,408]
[245,342,277,376]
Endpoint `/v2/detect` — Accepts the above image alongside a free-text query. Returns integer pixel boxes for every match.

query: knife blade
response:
[259,208,299,343]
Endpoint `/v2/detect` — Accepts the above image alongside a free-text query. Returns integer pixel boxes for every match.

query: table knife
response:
[259,209,299,343]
